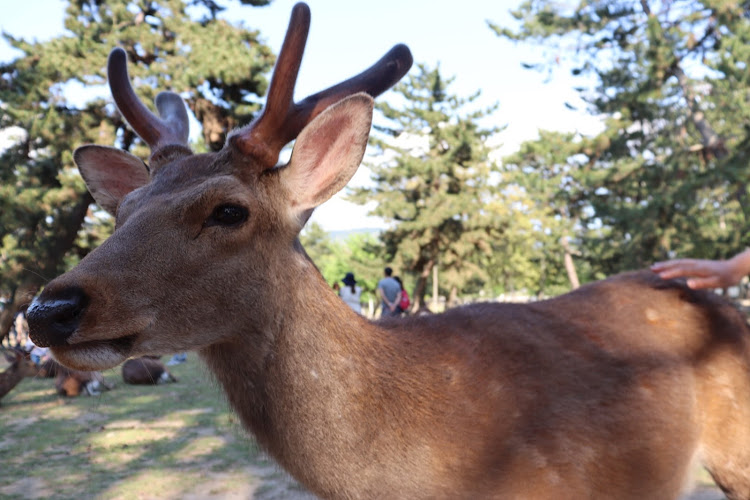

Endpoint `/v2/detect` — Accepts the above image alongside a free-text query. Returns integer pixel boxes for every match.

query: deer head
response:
[27,2,412,371]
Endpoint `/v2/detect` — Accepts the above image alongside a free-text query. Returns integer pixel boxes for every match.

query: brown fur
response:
[121,356,176,385]
[0,350,38,400]
[25,4,750,499]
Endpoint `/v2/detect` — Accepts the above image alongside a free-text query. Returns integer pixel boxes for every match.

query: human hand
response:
[651,258,741,290]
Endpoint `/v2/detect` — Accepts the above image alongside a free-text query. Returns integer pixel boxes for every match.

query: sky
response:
[0,0,602,231]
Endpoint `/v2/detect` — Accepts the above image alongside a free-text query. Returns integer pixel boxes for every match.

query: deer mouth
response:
[50,334,137,371]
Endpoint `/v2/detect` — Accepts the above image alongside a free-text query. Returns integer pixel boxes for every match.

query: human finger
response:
[685,276,723,290]
[651,260,713,279]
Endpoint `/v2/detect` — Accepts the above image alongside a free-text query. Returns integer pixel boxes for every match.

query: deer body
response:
[0,350,39,400]
[54,365,113,397]
[201,268,750,499]
[122,356,176,384]
[25,3,750,499]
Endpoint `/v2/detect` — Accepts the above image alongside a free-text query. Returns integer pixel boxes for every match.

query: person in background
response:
[340,272,363,313]
[14,308,28,347]
[24,336,49,365]
[651,248,750,290]
[377,267,401,317]
[394,276,410,315]
[167,352,187,365]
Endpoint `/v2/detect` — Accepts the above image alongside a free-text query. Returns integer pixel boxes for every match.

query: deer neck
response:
[198,250,403,492]
[0,364,26,399]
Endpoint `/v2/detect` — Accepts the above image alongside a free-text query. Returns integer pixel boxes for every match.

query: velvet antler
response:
[231,2,413,169]
[107,47,191,168]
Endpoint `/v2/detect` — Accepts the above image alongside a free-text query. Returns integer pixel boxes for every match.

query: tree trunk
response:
[671,65,727,160]
[190,98,236,152]
[411,259,434,314]
[640,0,727,161]
[432,264,439,310]
[561,237,580,290]
[448,286,458,308]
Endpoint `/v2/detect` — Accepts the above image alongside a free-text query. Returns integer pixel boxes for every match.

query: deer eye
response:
[206,204,248,228]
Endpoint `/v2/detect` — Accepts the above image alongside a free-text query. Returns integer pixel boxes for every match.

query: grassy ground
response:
[0,353,726,500]
[0,353,313,500]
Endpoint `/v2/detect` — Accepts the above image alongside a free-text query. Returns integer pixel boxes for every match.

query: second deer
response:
[54,365,114,397]
[26,3,750,499]
[122,356,176,385]
[0,349,39,402]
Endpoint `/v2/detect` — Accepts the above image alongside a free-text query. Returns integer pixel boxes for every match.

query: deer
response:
[121,356,176,385]
[54,364,114,397]
[0,349,39,401]
[25,3,750,499]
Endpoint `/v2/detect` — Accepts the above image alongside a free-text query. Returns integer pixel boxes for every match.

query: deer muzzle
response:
[27,287,88,347]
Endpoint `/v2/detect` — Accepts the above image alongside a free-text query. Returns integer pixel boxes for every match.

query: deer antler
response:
[107,48,191,168]
[232,2,413,169]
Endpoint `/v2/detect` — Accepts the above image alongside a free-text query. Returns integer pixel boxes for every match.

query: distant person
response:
[652,248,750,290]
[167,352,187,365]
[24,337,48,365]
[14,308,28,347]
[394,276,410,315]
[340,272,363,313]
[332,282,341,295]
[377,267,402,318]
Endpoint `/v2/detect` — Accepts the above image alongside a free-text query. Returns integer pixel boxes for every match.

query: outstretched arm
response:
[651,248,750,289]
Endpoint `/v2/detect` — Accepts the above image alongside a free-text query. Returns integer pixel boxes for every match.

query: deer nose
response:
[27,287,88,347]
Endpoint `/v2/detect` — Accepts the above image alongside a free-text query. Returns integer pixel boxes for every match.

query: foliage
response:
[0,0,274,336]
[300,222,387,307]
[350,64,513,307]
[492,0,750,277]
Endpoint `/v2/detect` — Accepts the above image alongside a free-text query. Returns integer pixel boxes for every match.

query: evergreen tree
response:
[350,64,504,310]
[492,0,750,276]
[501,130,604,293]
[0,0,274,338]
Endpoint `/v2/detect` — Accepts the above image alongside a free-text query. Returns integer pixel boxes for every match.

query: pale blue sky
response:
[0,0,600,231]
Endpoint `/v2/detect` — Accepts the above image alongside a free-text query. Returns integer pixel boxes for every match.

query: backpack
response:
[399,290,411,311]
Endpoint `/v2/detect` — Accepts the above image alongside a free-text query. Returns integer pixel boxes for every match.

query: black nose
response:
[27,287,88,347]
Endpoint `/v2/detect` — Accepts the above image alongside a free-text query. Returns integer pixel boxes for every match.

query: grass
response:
[0,353,310,500]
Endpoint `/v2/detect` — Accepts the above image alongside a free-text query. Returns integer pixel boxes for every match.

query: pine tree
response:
[492,0,750,276]
[501,130,604,293]
[350,64,504,310]
[0,0,273,338]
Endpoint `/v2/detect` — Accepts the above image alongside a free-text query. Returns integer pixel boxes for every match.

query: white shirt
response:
[340,285,363,313]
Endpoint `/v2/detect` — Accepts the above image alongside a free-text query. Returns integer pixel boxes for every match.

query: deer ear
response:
[73,145,150,216]
[282,93,374,223]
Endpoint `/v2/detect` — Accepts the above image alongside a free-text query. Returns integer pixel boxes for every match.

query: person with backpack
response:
[377,267,402,317]
[394,276,410,315]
